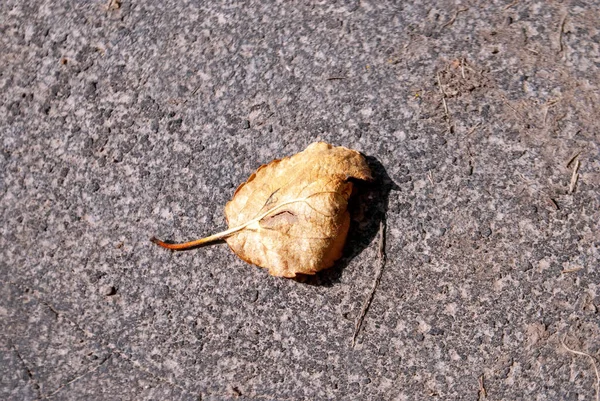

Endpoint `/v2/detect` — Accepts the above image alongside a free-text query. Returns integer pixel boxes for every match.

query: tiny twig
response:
[478,374,487,399]
[437,72,450,129]
[427,170,434,185]
[568,159,580,194]
[352,220,386,347]
[557,14,568,54]
[105,0,121,11]
[548,198,560,210]
[566,151,582,168]
[437,73,448,112]
[543,99,559,126]
[517,173,561,211]
[467,122,482,136]
[461,58,466,79]
[254,112,275,128]
[562,335,600,401]
[442,8,468,29]
[326,76,347,81]
[504,0,519,10]
[500,95,528,124]
[561,266,584,274]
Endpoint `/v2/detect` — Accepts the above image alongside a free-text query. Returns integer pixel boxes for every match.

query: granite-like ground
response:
[1,1,599,400]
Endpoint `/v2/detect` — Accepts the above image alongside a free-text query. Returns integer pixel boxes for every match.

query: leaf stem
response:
[151,191,343,251]
[150,225,245,250]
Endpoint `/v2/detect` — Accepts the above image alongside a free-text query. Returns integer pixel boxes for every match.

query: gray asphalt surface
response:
[2,1,600,400]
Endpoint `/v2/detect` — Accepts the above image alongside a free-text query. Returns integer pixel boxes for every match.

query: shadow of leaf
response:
[299,155,399,286]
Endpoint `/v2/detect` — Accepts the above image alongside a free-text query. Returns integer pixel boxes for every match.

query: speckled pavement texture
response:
[2,1,600,400]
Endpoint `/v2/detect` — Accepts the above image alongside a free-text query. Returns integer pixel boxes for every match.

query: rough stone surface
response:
[1,1,599,400]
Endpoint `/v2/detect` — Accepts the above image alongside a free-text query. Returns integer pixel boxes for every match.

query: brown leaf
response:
[152,142,372,278]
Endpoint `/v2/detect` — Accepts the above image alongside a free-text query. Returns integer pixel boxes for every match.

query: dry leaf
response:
[152,142,372,277]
